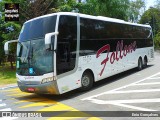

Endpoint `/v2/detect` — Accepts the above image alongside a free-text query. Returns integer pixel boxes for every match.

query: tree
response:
[155,0,160,10]
[19,0,58,23]
[56,0,94,14]
[56,0,131,20]
[128,0,145,23]
[140,7,160,35]
[85,0,130,20]
[0,18,5,65]
[154,0,160,49]
[154,31,160,48]
[0,0,59,69]
[0,0,21,68]
[0,37,4,66]
[139,7,160,48]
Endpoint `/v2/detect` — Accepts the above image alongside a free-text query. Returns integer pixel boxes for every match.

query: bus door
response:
[56,42,71,74]
[56,15,77,75]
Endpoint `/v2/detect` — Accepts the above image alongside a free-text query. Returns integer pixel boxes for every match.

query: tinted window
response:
[57,15,77,75]
[19,15,57,41]
[80,18,152,39]
[80,18,153,54]
[80,18,125,39]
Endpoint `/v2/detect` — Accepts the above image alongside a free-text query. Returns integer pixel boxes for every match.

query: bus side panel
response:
[56,71,82,94]
[77,47,154,84]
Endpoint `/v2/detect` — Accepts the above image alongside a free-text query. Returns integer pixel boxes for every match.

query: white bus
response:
[4,12,154,94]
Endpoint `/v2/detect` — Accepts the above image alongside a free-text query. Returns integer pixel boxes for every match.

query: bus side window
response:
[57,15,77,75]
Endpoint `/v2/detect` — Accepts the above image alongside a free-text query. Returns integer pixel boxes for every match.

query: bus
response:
[4,12,154,94]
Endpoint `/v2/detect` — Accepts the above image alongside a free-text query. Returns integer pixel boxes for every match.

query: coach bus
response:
[4,12,154,94]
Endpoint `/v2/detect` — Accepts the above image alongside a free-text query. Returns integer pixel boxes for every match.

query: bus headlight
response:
[41,77,56,84]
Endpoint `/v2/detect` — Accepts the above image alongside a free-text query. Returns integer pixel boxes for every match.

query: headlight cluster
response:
[41,77,55,84]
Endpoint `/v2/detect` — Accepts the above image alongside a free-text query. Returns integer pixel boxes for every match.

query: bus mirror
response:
[45,32,58,50]
[4,40,18,55]
[4,41,9,55]
[17,42,23,57]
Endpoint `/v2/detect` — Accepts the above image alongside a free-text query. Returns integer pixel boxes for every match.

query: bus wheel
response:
[80,71,93,91]
[143,57,148,68]
[138,58,143,71]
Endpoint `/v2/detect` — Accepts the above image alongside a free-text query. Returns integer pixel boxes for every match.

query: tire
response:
[143,57,147,68]
[80,71,93,91]
[138,58,143,71]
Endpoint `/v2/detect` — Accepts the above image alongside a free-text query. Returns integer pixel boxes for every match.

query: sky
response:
[145,0,157,10]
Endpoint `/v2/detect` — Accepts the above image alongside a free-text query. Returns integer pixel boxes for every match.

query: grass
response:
[0,62,17,86]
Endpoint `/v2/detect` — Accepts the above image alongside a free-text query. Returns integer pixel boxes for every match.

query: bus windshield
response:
[16,15,57,76]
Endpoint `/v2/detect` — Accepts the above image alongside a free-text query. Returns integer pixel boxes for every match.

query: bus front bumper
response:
[17,81,60,94]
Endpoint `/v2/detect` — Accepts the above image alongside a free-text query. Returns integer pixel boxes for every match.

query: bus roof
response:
[25,12,151,28]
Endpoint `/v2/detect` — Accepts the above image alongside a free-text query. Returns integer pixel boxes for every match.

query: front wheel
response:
[80,71,93,91]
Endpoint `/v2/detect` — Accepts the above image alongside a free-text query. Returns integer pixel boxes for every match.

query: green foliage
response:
[19,0,59,23]
[154,0,160,49]
[85,0,130,20]
[0,0,58,65]
[139,8,160,32]
[0,19,5,63]
[57,0,94,14]
[2,22,21,40]
[128,0,145,23]
[139,7,160,49]
[57,0,132,20]
[154,32,160,48]
[0,0,22,64]
[0,62,16,85]
[155,0,160,10]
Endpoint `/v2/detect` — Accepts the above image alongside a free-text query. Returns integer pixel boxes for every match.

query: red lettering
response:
[123,45,127,56]
[116,41,120,61]
[120,40,123,59]
[128,44,132,53]
[96,44,110,76]
[96,40,137,76]
[110,52,115,64]
[133,41,137,51]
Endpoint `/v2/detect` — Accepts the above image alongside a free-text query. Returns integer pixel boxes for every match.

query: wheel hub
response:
[82,76,90,87]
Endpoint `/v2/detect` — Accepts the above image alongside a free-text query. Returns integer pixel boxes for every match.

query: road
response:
[0,51,160,120]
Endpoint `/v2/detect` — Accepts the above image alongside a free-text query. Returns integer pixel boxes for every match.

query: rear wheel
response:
[80,71,93,91]
[138,58,143,71]
[143,57,148,68]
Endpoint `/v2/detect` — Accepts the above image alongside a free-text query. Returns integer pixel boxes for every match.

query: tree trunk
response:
[9,55,14,69]
[10,60,13,69]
